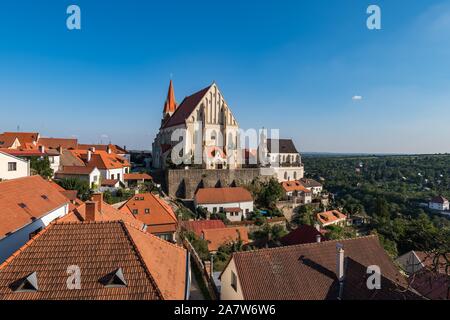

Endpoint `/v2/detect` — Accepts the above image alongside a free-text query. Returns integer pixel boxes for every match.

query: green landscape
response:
[302,154,450,257]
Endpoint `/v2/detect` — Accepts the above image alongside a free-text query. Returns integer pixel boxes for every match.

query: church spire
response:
[163,80,177,116]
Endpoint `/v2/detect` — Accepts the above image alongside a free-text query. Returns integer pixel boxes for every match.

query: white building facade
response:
[0,151,30,180]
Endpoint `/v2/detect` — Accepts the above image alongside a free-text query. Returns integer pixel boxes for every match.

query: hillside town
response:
[0,81,448,301]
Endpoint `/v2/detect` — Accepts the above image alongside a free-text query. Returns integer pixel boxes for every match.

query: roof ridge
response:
[235,234,379,256]
[118,221,164,300]
[123,220,186,252]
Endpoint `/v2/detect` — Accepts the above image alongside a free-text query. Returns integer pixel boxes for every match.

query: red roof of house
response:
[202,227,249,252]
[56,166,97,175]
[0,134,19,148]
[0,176,69,238]
[195,187,253,205]
[124,173,153,181]
[70,149,130,170]
[225,235,420,300]
[317,210,347,226]
[39,138,78,150]
[162,85,212,128]
[182,219,226,237]
[281,180,311,193]
[1,132,39,145]
[0,221,165,300]
[120,193,177,234]
[280,225,327,246]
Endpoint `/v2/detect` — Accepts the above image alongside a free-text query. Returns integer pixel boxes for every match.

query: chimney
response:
[316,234,321,243]
[85,201,98,222]
[92,193,103,213]
[38,145,45,154]
[87,150,92,162]
[57,146,63,155]
[336,243,345,299]
[107,145,112,154]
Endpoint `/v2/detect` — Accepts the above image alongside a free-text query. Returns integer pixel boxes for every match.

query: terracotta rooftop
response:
[0,134,19,148]
[0,221,165,300]
[0,176,69,239]
[317,210,347,226]
[195,187,253,205]
[280,225,326,246]
[56,166,97,175]
[281,181,311,193]
[69,149,130,170]
[182,219,226,237]
[202,227,249,252]
[124,173,153,181]
[224,235,420,300]
[101,179,120,187]
[78,144,128,154]
[120,193,178,235]
[1,132,39,145]
[39,137,78,150]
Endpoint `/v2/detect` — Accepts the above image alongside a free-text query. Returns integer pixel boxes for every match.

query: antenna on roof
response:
[17,125,20,132]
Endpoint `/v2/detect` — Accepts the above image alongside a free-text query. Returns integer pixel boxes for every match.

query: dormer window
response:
[100,268,127,288]
[12,272,39,293]
[145,209,150,214]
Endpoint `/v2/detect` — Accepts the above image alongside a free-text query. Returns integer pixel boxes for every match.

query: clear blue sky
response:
[0,0,449,153]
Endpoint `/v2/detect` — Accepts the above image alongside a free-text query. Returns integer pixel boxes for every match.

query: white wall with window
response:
[0,203,69,263]
[0,151,30,180]
[197,201,253,222]
[220,258,244,300]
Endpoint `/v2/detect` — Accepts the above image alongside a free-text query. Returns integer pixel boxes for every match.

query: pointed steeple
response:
[163,80,177,116]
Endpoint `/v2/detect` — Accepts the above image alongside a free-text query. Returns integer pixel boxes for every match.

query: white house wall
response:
[0,203,69,262]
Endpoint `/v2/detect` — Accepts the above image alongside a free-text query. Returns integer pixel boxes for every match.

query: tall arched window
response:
[284,172,288,180]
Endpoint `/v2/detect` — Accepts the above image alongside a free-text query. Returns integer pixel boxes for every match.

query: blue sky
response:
[0,0,449,153]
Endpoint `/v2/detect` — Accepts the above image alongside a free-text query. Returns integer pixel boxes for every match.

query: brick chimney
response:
[107,145,112,154]
[38,145,45,154]
[92,193,103,213]
[85,201,98,222]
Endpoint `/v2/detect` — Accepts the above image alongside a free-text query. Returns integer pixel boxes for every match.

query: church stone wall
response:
[166,168,269,199]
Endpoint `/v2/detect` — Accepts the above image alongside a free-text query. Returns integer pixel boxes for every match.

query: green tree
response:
[30,156,53,179]
[56,178,91,201]
[257,178,283,209]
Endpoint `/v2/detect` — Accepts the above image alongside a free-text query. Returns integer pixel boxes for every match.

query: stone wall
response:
[166,168,269,199]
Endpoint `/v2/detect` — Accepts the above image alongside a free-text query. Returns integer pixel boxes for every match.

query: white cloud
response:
[352,95,363,101]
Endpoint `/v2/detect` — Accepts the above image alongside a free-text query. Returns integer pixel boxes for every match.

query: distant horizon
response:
[1,1,450,153]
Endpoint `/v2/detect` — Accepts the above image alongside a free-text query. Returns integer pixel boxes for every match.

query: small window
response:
[8,162,17,171]
[135,197,139,200]
[213,207,217,214]
[132,209,138,215]
[111,174,115,180]
[145,209,150,214]
[231,271,238,291]
[219,207,224,213]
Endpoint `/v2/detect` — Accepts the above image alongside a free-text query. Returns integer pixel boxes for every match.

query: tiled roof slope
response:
[126,226,187,300]
[0,176,69,238]
[69,150,130,170]
[280,225,326,246]
[1,132,39,145]
[120,193,177,229]
[266,139,298,154]
[195,187,253,205]
[281,181,311,193]
[203,227,249,252]
[182,220,226,237]
[230,235,420,300]
[39,138,78,150]
[0,221,163,300]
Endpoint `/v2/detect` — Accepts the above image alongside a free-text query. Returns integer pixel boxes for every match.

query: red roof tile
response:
[195,187,253,205]
[202,227,249,252]
[0,176,69,238]
[182,219,226,237]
